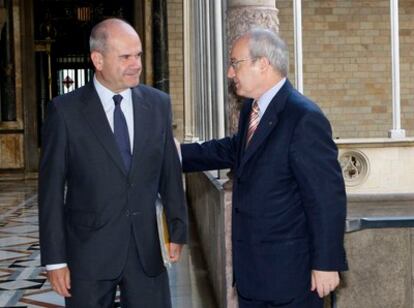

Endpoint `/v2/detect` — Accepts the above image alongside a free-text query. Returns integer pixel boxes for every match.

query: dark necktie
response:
[113,94,132,171]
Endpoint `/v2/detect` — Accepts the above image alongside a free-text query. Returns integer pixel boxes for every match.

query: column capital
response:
[226,2,279,135]
[228,0,276,8]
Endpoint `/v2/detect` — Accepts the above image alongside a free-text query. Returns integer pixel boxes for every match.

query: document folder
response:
[155,196,172,268]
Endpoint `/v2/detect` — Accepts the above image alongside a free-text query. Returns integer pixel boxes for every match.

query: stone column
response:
[0,8,6,35]
[21,0,39,174]
[226,0,279,134]
[0,1,16,122]
[0,7,6,120]
[152,0,170,93]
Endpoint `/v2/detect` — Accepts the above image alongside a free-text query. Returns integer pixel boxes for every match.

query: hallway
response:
[0,181,217,307]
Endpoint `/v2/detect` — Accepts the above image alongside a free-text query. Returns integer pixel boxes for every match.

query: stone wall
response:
[186,172,238,308]
[187,171,414,308]
[277,0,414,138]
[337,138,414,193]
[338,228,413,308]
[337,194,414,308]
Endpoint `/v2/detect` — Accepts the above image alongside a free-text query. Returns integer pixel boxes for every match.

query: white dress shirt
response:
[256,77,286,120]
[93,76,135,152]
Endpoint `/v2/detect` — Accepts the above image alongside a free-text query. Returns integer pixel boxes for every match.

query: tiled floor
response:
[0,181,217,308]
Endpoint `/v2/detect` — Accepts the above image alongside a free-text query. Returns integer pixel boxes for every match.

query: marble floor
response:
[0,181,217,308]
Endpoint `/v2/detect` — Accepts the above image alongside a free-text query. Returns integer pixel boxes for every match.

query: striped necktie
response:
[246,100,260,147]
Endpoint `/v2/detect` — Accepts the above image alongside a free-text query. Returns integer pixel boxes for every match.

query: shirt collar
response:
[256,77,286,117]
[93,76,131,112]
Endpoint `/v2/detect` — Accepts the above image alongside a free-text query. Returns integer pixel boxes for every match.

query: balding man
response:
[38,18,187,308]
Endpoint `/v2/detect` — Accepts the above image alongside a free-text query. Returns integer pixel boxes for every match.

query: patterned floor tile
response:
[19,290,65,307]
[0,237,38,248]
[0,280,44,290]
[0,181,217,307]
[0,226,39,235]
[10,260,41,268]
[0,251,29,261]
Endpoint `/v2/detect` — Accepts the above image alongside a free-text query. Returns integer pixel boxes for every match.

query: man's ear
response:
[258,57,270,72]
[91,51,103,71]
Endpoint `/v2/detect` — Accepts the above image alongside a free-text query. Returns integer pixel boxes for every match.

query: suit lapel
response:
[128,86,152,181]
[237,80,293,176]
[81,82,127,175]
[237,99,253,164]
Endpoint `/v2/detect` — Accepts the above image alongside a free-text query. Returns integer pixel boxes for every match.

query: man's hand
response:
[47,267,71,297]
[311,270,340,298]
[169,243,183,262]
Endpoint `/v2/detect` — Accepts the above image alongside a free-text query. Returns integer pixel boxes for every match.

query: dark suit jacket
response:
[38,82,187,280]
[182,80,347,301]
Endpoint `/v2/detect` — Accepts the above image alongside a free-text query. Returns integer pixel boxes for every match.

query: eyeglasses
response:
[229,57,257,70]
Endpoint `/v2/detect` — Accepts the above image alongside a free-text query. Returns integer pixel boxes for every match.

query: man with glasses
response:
[180,29,347,307]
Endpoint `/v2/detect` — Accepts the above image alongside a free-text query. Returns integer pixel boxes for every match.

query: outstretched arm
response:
[181,136,238,173]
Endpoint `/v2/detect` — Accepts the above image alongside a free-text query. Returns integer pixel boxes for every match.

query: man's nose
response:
[130,55,141,68]
[227,66,235,78]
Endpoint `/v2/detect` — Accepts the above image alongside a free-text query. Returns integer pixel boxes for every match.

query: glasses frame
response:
[229,57,258,70]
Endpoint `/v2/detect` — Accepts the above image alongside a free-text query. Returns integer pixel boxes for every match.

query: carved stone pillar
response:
[226,0,279,134]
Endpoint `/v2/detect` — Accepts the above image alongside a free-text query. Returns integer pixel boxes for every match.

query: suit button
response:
[126,209,130,217]
[235,208,239,214]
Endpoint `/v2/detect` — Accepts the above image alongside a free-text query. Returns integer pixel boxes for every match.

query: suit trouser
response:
[237,289,323,308]
[65,236,171,308]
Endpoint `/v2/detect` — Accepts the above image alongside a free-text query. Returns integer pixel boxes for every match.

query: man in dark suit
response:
[38,18,187,308]
[180,29,347,307]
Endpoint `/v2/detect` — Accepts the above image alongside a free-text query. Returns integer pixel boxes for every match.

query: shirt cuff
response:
[174,138,182,163]
[46,263,67,271]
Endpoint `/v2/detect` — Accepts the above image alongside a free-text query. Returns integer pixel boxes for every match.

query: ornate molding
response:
[227,7,278,46]
[228,0,276,8]
[339,150,370,186]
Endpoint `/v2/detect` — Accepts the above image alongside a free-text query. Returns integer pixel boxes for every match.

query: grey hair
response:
[244,28,289,77]
[89,21,109,53]
[89,18,133,53]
